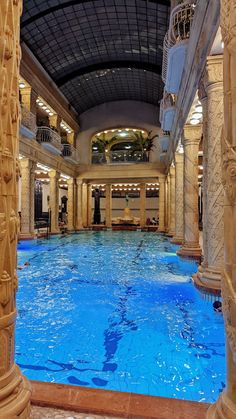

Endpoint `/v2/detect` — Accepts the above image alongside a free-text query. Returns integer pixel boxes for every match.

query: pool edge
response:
[30,380,210,418]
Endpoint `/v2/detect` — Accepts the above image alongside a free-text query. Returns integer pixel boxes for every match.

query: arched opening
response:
[91,127,158,164]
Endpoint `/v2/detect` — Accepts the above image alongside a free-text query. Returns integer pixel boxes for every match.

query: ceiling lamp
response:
[192,112,202,119]
[195,105,203,113]
[120,132,127,137]
[190,119,199,125]
[19,82,25,88]
[49,112,53,116]
[38,102,44,107]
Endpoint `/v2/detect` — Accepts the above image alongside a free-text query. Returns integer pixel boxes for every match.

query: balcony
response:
[92,150,148,165]
[36,126,62,155]
[62,144,79,164]
[162,1,195,94]
[159,93,176,131]
[20,106,37,139]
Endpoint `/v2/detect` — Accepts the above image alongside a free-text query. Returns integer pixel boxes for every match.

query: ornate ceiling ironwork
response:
[21,0,170,114]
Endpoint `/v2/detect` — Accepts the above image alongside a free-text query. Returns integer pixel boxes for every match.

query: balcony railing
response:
[92,150,148,164]
[162,1,195,87]
[36,126,62,155]
[21,106,37,134]
[62,144,79,164]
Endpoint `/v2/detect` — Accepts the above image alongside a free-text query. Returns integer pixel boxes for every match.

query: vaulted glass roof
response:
[21,0,170,114]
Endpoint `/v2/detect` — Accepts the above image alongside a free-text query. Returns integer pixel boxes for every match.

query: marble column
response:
[167,166,175,237]
[177,125,202,258]
[194,57,224,293]
[87,184,92,226]
[140,183,146,228]
[76,178,83,229]
[105,184,112,228]
[82,182,88,227]
[67,178,75,231]
[49,170,60,233]
[20,158,35,238]
[171,152,184,244]
[166,175,171,233]
[0,1,31,417]
[198,82,209,271]
[158,176,165,232]
[207,2,236,416]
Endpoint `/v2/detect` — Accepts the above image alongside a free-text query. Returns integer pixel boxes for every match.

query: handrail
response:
[36,126,62,151]
[62,143,79,162]
[92,150,148,164]
[21,106,37,133]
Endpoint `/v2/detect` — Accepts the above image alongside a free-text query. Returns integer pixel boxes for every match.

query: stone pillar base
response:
[19,233,34,240]
[177,243,202,259]
[166,230,175,237]
[0,365,31,418]
[171,236,184,245]
[206,392,236,419]
[192,266,222,294]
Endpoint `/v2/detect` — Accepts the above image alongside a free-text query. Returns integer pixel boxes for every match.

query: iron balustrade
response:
[36,126,62,152]
[92,150,148,164]
[62,143,79,163]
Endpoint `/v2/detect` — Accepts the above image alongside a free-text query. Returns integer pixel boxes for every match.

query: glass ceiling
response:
[21,0,170,114]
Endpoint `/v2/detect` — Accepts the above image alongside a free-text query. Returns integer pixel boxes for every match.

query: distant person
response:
[17,261,30,270]
[146,217,151,225]
[151,217,157,225]
[213,301,222,313]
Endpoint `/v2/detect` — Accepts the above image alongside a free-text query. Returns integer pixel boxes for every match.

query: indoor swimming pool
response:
[16,231,225,403]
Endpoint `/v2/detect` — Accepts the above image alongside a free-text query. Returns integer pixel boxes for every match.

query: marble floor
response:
[31,406,119,419]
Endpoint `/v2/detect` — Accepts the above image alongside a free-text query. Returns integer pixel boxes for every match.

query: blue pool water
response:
[16,231,225,403]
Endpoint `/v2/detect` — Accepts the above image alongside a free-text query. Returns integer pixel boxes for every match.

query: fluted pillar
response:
[198,83,209,270]
[194,57,224,293]
[172,152,184,244]
[82,182,88,227]
[105,184,112,228]
[140,183,146,228]
[76,178,83,229]
[158,176,165,232]
[0,1,31,417]
[20,158,35,238]
[206,2,236,417]
[177,125,202,258]
[167,166,175,237]
[67,178,75,230]
[49,170,60,233]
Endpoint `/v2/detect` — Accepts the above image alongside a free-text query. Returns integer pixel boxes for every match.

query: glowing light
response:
[190,119,199,125]
[19,82,25,88]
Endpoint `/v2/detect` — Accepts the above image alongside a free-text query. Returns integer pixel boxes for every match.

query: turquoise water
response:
[16,231,225,402]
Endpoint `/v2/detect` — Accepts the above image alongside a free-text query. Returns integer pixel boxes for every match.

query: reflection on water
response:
[16,231,225,402]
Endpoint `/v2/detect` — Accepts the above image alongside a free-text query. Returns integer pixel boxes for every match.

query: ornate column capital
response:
[183,124,202,144]
[67,178,74,186]
[204,55,223,92]
[76,177,83,186]
[48,169,60,179]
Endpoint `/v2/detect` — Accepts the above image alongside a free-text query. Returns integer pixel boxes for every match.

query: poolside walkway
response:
[31,381,209,419]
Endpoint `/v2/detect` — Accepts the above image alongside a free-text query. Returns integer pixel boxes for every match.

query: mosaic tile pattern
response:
[31,405,118,419]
